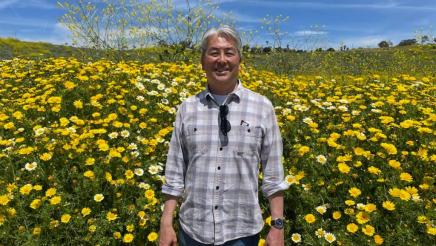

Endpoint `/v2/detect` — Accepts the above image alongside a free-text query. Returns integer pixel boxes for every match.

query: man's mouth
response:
[215,68,229,75]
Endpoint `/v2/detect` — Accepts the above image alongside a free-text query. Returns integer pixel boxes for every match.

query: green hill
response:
[0,37,79,59]
[1,37,435,76]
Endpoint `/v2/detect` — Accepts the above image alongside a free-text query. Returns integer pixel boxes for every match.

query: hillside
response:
[0,38,78,59]
[1,37,435,76]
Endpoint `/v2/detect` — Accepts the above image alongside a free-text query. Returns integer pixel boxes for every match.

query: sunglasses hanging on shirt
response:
[219,105,231,136]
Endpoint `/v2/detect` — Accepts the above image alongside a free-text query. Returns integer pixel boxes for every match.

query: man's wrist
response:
[271,217,285,230]
[160,215,174,226]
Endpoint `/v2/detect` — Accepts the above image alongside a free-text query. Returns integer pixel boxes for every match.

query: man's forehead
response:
[206,35,237,50]
[207,46,237,50]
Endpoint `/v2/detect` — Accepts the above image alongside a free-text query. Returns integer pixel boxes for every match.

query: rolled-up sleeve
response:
[162,105,188,197]
[260,102,289,198]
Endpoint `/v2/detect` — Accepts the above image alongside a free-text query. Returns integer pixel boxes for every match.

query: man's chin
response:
[212,76,234,84]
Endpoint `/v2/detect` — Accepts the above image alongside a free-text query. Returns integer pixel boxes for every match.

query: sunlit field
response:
[0,57,434,245]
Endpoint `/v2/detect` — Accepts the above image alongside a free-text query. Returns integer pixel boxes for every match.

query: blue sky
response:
[0,0,435,49]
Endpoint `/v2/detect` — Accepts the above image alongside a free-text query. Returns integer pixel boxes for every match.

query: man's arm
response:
[260,101,288,198]
[160,106,187,245]
[269,191,284,221]
[259,102,286,246]
[266,192,284,246]
[159,195,179,246]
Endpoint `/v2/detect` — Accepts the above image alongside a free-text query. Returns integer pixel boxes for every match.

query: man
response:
[159,25,288,246]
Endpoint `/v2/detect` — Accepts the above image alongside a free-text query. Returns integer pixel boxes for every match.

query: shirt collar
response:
[203,80,243,103]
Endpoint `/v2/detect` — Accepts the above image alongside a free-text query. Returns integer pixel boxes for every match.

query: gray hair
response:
[200,25,242,58]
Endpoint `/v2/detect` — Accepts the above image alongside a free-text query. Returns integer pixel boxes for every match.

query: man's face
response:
[201,35,241,87]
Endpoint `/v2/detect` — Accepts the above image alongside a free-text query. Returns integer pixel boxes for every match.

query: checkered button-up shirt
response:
[162,82,288,245]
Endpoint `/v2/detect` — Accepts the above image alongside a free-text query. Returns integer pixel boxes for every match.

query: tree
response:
[242,44,250,53]
[262,46,272,53]
[58,0,231,60]
[420,35,429,44]
[398,39,417,46]
[58,0,135,51]
[378,40,390,48]
[133,0,227,51]
[339,44,349,51]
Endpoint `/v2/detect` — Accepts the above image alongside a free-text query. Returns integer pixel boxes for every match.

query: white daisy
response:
[316,155,327,164]
[120,130,130,138]
[25,162,38,171]
[324,232,336,243]
[134,168,144,176]
[291,233,302,243]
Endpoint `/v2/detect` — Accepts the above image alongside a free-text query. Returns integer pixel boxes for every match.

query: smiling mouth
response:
[215,68,229,75]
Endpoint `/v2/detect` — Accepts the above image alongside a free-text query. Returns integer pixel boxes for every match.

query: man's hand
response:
[265,227,284,246]
[159,195,178,246]
[158,223,177,246]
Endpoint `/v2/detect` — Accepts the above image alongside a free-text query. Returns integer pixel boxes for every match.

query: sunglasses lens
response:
[225,120,231,132]
[219,105,231,135]
[221,120,231,136]
[220,105,228,117]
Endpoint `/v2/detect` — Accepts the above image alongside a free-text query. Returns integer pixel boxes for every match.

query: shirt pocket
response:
[184,124,210,154]
[233,125,262,160]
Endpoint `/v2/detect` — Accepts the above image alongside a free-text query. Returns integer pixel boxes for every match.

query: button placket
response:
[213,145,224,242]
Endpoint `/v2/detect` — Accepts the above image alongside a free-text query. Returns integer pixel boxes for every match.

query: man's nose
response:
[217,52,226,63]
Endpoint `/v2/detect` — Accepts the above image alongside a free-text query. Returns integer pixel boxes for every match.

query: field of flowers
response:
[0,57,434,245]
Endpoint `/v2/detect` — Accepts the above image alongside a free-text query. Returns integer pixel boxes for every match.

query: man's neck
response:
[208,80,238,95]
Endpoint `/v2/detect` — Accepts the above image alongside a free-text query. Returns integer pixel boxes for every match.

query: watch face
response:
[272,219,284,229]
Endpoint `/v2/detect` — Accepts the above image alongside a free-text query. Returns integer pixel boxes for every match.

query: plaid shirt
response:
[162,82,288,245]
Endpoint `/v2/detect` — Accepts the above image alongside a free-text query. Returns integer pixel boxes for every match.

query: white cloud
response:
[294,30,328,36]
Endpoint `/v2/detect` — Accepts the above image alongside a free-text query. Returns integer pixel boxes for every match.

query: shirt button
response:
[215,206,218,209]
[216,186,219,190]
[219,147,223,151]
[217,166,221,170]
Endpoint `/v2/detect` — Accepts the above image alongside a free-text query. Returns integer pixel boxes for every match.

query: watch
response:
[271,218,284,230]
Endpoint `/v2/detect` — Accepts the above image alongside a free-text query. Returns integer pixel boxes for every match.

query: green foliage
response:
[398,39,418,47]
[378,41,391,48]
[244,44,436,76]
[0,38,75,60]
[1,37,435,77]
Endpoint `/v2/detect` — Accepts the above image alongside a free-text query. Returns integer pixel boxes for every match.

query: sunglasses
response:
[219,105,231,136]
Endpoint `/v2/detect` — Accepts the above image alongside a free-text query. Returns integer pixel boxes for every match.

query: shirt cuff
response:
[162,184,184,197]
[262,180,289,198]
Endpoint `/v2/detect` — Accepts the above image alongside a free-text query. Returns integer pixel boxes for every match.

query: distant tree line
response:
[378,35,435,48]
